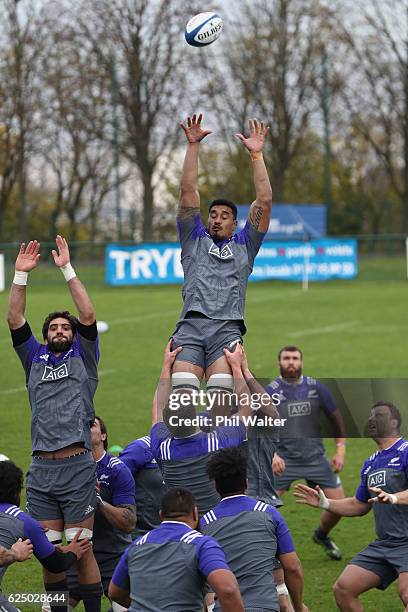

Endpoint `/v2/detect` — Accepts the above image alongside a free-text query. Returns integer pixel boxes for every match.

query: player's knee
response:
[398,584,408,604]
[45,530,63,544]
[65,527,93,542]
[333,577,350,603]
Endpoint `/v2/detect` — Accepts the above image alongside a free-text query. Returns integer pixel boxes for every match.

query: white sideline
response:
[288,321,357,338]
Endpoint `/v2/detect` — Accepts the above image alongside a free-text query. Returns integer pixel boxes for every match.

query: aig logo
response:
[288,402,311,417]
[42,363,69,381]
[208,243,233,260]
[368,471,386,488]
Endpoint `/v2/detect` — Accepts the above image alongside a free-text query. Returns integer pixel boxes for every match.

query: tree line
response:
[0,0,406,243]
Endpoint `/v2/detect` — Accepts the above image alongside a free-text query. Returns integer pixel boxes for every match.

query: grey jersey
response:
[245,436,282,507]
[151,422,247,516]
[266,376,337,463]
[200,495,295,611]
[177,214,264,322]
[111,521,230,612]
[12,323,99,452]
[356,439,408,542]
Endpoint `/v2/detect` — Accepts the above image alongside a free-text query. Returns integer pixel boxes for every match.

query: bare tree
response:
[35,13,118,243]
[203,0,332,202]
[340,0,408,230]
[76,0,193,240]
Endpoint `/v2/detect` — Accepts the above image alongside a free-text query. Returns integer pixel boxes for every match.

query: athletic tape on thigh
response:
[111,603,128,612]
[45,530,63,543]
[65,527,93,542]
[171,372,200,390]
[276,583,289,596]
[206,373,234,393]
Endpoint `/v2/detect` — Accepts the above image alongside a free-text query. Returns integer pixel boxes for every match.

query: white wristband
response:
[13,270,28,286]
[390,494,398,504]
[60,263,76,282]
[317,489,330,510]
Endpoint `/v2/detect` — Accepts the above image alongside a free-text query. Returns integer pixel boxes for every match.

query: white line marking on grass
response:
[288,321,358,338]
[0,368,116,396]
[108,310,179,325]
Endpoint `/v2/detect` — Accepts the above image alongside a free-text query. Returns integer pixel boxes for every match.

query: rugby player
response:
[109,487,244,612]
[295,401,408,611]
[150,341,247,515]
[119,434,167,536]
[268,345,346,560]
[170,113,272,411]
[7,236,102,611]
[201,447,308,612]
[67,416,136,609]
[0,461,91,612]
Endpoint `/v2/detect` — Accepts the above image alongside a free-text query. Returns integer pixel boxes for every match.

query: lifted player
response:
[171,113,272,405]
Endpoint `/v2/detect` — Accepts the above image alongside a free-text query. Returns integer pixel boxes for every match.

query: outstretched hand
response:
[294,483,327,508]
[51,235,70,268]
[15,241,40,272]
[180,113,212,144]
[236,119,269,154]
[369,487,398,504]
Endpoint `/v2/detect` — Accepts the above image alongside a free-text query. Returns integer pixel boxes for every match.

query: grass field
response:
[0,259,407,611]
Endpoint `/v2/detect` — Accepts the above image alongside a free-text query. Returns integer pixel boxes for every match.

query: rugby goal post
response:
[0,254,4,292]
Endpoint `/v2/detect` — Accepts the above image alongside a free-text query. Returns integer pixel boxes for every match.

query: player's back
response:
[0,506,25,585]
[201,496,284,611]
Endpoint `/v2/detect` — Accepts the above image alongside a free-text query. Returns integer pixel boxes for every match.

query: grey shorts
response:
[26,451,97,523]
[350,539,408,590]
[172,313,244,369]
[275,456,342,491]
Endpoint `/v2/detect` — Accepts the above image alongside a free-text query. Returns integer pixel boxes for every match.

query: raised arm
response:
[51,235,95,325]
[7,241,41,330]
[178,113,212,219]
[236,119,272,232]
[294,483,371,517]
[151,339,183,424]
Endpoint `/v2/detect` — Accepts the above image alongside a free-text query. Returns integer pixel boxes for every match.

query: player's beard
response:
[48,336,73,353]
[280,365,302,381]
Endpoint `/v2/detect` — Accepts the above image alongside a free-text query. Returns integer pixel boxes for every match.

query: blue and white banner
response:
[105,238,357,285]
[252,239,357,282]
[237,204,326,239]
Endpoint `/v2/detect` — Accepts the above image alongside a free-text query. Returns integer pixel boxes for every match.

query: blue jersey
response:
[177,214,265,323]
[94,452,135,563]
[266,376,337,462]
[120,436,167,534]
[200,495,294,611]
[0,503,54,586]
[151,422,246,515]
[355,438,408,542]
[111,521,230,612]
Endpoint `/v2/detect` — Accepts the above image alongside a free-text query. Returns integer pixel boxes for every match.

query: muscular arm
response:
[97,503,136,533]
[178,113,211,217]
[8,285,27,330]
[0,540,33,567]
[206,569,244,612]
[247,154,273,232]
[236,119,272,232]
[67,277,96,325]
[152,340,182,424]
[279,552,305,612]
[108,583,131,609]
[294,483,371,517]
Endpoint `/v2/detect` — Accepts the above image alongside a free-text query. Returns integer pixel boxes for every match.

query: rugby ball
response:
[185,12,223,47]
[96,320,109,334]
